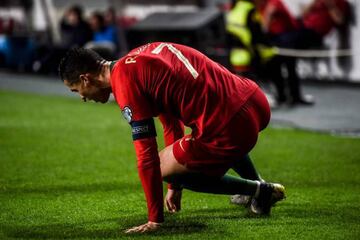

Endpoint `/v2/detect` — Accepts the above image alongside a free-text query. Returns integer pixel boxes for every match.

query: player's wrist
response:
[167,183,183,191]
[149,215,164,224]
[148,221,162,225]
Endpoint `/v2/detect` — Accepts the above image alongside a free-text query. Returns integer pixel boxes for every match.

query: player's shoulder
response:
[119,43,171,68]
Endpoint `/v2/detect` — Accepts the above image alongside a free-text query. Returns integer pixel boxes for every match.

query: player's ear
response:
[79,74,90,86]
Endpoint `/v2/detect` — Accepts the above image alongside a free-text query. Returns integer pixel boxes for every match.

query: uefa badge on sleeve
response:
[122,106,133,123]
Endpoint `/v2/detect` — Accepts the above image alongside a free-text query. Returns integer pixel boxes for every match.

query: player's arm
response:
[112,52,167,233]
[116,79,164,232]
[125,118,164,233]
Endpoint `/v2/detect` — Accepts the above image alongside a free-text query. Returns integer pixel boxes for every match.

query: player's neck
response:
[98,61,112,88]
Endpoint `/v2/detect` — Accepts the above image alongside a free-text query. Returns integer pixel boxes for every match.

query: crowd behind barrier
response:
[226,0,355,106]
[0,4,131,74]
[0,0,357,101]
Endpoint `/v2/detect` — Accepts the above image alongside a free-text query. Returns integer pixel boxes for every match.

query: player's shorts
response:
[172,88,270,176]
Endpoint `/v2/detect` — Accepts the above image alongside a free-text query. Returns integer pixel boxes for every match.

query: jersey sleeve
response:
[158,113,184,147]
[111,61,164,223]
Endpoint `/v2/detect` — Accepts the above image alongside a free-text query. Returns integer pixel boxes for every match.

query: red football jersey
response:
[110,42,258,222]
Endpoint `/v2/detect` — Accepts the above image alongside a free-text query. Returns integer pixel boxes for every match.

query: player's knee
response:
[159,144,188,180]
[159,145,173,179]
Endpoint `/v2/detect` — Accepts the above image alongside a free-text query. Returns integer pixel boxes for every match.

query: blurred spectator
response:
[60,5,92,48]
[85,11,117,60]
[257,0,350,49]
[104,7,117,27]
[0,7,35,72]
[226,0,274,77]
[335,0,355,78]
[33,5,92,74]
[299,0,350,49]
[254,0,312,105]
[301,0,353,78]
[226,0,305,107]
[0,18,15,35]
[256,0,299,47]
[104,7,128,56]
[88,12,117,45]
[270,0,351,105]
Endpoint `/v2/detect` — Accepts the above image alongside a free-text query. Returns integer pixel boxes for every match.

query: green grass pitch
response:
[0,90,359,239]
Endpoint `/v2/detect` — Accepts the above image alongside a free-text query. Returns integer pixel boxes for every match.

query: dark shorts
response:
[173,88,270,176]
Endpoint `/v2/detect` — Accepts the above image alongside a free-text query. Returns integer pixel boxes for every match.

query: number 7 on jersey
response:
[151,43,199,79]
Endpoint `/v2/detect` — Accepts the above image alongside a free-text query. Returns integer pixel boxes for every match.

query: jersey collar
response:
[110,60,118,73]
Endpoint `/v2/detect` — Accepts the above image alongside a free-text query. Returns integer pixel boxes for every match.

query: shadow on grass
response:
[8,201,353,239]
[4,223,122,239]
[3,207,252,239]
[280,203,360,224]
[8,204,347,239]
[3,216,207,239]
[0,181,140,195]
[184,206,251,220]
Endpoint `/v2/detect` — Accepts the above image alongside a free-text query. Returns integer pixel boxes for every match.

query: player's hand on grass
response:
[125,221,161,233]
[165,188,182,213]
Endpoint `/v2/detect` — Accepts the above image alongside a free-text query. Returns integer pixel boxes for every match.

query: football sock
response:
[232,154,262,181]
[169,172,260,196]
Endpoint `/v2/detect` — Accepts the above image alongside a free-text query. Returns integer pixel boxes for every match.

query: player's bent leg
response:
[159,142,285,216]
[159,144,189,213]
[159,144,190,181]
[159,143,261,197]
[231,154,264,207]
[159,144,258,197]
[232,154,263,181]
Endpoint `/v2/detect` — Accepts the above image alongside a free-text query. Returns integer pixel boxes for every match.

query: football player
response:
[59,42,285,233]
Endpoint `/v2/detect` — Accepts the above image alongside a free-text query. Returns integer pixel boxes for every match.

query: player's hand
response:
[165,188,182,213]
[125,221,161,234]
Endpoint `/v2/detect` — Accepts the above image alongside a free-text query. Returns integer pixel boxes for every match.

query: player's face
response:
[64,76,111,103]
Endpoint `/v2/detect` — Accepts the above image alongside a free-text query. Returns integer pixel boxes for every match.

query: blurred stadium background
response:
[0,0,359,81]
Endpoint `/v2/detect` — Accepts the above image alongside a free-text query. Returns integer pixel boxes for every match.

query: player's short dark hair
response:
[58,48,104,83]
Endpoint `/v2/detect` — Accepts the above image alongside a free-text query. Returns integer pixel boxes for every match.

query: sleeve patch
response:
[131,118,157,140]
[122,106,133,123]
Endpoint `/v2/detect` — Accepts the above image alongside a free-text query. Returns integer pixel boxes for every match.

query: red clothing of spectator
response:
[259,0,299,35]
[302,0,349,37]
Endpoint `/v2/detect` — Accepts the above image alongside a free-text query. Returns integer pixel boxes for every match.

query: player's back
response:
[111,42,258,140]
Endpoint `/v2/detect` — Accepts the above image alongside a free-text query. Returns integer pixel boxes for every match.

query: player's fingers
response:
[125,227,138,233]
[165,199,171,212]
[170,200,178,212]
[165,199,176,213]
[140,225,149,233]
[165,199,173,212]
[125,224,149,234]
[171,200,179,212]
[126,227,139,233]
[125,221,162,234]
[141,227,153,233]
